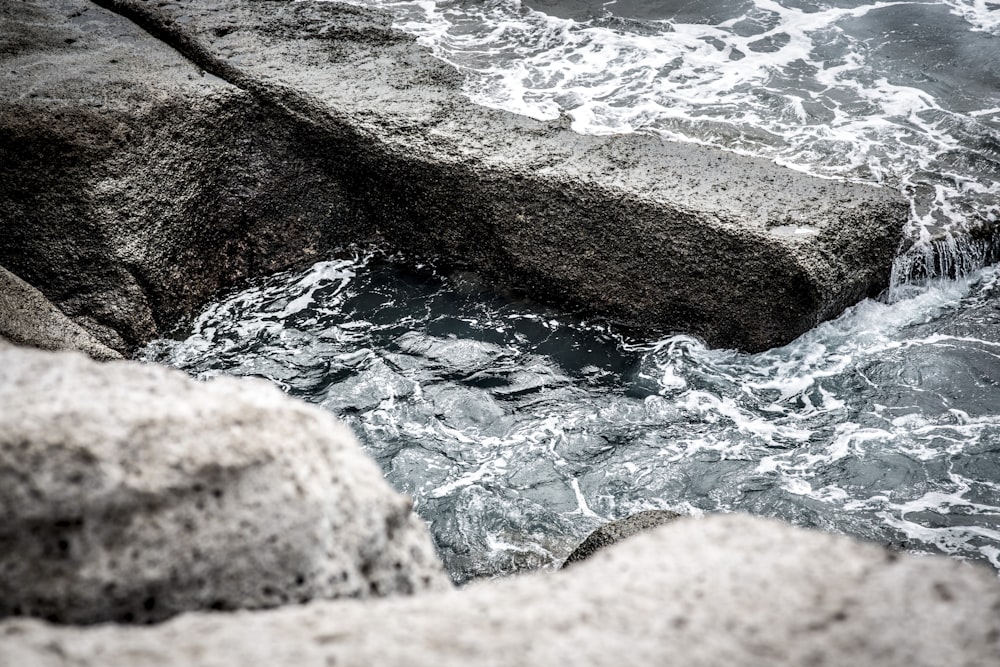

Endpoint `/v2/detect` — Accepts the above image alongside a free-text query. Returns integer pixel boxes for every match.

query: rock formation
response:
[2,514,998,666]
[563,509,681,567]
[0,266,122,361]
[1,0,907,354]
[0,345,450,624]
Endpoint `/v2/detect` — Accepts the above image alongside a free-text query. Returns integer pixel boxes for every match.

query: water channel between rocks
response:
[147,0,1000,582]
[142,252,1000,581]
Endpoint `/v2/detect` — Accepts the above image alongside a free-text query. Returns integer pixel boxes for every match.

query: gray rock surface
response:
[0,0,367,354]
[2,0,906,354]
[0,345,450,625]
[0,266,122,361]
[563,509,681,567]
[2,514,998,666]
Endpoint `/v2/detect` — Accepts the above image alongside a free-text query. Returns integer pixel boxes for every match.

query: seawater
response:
[146,0,1000,581]
[333,0,1000,279]
[142,253,1000,580]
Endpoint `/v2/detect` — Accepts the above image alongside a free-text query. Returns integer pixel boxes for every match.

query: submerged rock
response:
[563,509,681,567]
[1,515,997,666]
[2,0,906,354]
[0,346,450,625]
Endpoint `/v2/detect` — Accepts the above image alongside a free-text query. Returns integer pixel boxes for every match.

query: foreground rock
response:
[0,346,450,624]
[563,509,681,567]
[0,266,122,361]
[1,0,906,354]
[2,515,997,666]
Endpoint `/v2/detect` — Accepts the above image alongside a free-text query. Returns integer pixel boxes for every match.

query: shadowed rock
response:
[563,509,681,567]
[0,266,122,361]
[1,0,906,354]
[0,346,450,625]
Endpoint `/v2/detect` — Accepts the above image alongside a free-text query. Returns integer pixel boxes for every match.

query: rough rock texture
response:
[2,515,998,666]
[0,0,369,354]
[0,345,450,625]
[563,509,681,567]
[1,0,906,354]
[0,266,122,361]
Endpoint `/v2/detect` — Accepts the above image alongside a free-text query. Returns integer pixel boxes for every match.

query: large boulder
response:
[1,0,906,354]
[1,514,997,666]
[0,0,368,354]
[0,345,450,625]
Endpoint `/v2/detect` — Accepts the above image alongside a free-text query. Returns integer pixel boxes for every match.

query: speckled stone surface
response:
[0,346,450,624]
[2,514,998,666]
[2,0,906,353]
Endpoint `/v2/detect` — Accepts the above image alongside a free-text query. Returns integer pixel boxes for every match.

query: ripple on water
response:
[142,253,1000,581]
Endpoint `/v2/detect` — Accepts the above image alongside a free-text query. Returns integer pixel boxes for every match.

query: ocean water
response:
[335,0,1000,279]
[146,0,1000,581]
[142,253,1000,580]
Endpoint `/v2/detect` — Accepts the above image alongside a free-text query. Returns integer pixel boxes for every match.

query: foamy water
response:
[143,254,1000,579]
[331,0,1000,279]
[140,0,1000,581]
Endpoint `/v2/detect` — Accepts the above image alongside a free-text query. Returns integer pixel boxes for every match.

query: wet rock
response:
[0,0,369,355]
[0,346,450,625]
[562,509,682,567]
[2,515,997,666]
[0,266,122,361]
[2,0,906,354]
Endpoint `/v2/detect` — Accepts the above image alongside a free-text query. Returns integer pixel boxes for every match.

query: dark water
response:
[143,253,1000,580]
[147,0,1000,581]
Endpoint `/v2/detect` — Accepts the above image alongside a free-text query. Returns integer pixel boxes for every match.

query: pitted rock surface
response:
[1,515,997,666]
[0,346,450,624]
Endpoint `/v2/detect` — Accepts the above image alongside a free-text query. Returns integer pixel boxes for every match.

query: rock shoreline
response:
[5,2,994,665]
[2,0,907,354]
[3,504,999,667]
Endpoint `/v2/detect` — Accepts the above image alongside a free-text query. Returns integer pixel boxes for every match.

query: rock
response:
[0,0,368,355]
[563,509,681,567]
[0,266,122,361]
[2,0,906,354]
[0,345,450,625]
[2,515,998,666]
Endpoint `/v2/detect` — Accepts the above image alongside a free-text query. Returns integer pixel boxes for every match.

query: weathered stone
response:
[1,515,997,666]
[0,266,122,361]
[563,509,681,567]
[0,345,450,625]
[0,0,369,354]
[1,0,906,354]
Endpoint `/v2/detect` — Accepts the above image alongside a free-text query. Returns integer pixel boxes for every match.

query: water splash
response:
[143,253,1000,580]
[328,0,1000,281]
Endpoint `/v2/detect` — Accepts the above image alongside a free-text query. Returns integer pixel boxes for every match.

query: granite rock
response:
[0,345,450,624]
[1,0,907,354]
[1,514,997,666]
[563,509,682,567]
[0,266,122,361]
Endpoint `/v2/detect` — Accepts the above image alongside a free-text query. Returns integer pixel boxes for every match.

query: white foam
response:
[334,0,1000,279]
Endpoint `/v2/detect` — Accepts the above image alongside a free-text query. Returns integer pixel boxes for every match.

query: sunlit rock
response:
[0,346,450,625]
[1,515,997,666]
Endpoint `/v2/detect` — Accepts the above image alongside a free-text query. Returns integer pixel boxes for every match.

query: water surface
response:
[143,254,1000,580]
[146,0,1000,581]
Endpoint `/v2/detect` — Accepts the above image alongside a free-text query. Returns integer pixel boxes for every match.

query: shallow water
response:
[143,254,1000,580]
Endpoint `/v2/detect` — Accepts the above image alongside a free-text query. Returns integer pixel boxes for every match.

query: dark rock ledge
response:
[0,0,907,354]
